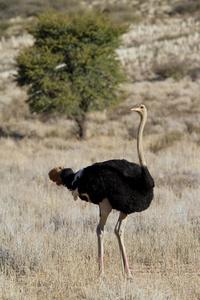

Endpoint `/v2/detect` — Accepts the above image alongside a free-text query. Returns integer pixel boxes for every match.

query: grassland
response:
[0,1,200,299]
[0,128,199,299]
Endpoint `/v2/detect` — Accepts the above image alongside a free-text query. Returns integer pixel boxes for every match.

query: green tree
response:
[16,11,128,139]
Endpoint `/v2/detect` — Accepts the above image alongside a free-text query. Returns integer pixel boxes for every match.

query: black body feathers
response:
[60,159,154,215]
[60,168,74,189]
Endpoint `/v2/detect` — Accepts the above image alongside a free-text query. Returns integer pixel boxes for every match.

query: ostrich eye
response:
[140,105,144,109]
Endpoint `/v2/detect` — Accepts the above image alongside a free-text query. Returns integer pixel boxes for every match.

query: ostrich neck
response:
[137,113,147,166]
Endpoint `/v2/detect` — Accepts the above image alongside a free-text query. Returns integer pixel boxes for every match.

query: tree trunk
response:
[76,115,87,140]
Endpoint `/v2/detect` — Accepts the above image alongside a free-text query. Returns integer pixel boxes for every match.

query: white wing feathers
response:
[71,168,84,201]
[72,168,84,185]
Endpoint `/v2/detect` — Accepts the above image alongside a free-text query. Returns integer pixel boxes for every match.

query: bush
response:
[173,0,200,15]
[153,59,193,81]
[150,131,181,153]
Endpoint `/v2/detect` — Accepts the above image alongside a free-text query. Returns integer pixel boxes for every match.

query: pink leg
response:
[115,212,132,277]
[96,199,112,276]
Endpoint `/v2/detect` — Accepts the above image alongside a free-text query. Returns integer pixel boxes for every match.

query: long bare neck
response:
[137,112,147,166]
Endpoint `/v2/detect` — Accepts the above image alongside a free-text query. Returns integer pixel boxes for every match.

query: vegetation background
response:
[15,11,128,139]
[0,0,200,299]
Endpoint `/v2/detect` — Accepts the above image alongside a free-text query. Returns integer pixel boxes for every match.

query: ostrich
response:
[49,104,154,277]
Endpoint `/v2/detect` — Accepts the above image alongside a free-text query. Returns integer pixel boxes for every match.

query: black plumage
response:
[60,159,154,214]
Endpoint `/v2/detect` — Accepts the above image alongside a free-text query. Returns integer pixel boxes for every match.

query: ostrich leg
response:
[96,199,112,276]
[115,212,132,277]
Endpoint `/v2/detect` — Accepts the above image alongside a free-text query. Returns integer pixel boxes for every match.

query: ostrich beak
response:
[131,105,140,112]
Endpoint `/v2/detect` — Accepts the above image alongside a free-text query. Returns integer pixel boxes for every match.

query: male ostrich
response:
[49,104,154,277]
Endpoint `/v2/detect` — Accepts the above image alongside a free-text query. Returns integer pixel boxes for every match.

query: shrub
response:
[150,131,181,153]
[153,59,192,81]
[173,0,200,15]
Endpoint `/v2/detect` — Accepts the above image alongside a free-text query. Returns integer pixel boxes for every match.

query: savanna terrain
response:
[0,0,200,299]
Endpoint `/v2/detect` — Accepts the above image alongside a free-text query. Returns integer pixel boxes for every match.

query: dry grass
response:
[0,136,199,299]
[153,58,196,80]
[0,0,191,23]
[118,17,200,81]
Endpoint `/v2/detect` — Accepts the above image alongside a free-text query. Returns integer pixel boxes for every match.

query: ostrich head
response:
[130,104,147,116]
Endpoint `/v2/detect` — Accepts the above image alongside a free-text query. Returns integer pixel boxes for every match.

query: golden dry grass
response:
[0,131,200,299]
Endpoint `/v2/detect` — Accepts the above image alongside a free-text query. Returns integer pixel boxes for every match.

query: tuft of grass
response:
[157,33,189,42]
[103,4,141,24]
[0,20,11,37]
[149,131,182,153]
[153,59,194,81]
[172,0,200,15]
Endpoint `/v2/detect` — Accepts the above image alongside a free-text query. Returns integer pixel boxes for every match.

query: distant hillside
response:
[1,0,200,21]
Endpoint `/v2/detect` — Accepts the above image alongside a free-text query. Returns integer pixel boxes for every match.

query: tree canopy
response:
[16,11,128,138]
